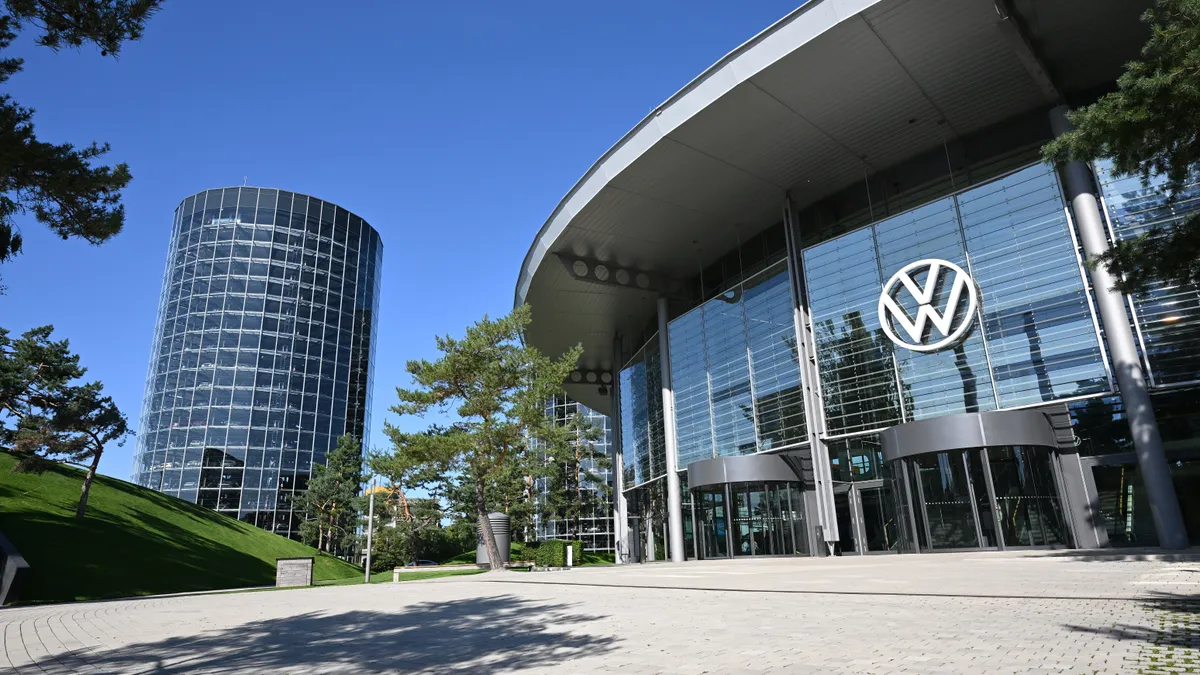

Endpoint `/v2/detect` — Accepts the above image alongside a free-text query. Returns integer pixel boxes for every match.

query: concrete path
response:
[3,550,1199,674]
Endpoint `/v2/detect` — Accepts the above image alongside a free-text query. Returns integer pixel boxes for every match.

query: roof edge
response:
[513,0,878,309]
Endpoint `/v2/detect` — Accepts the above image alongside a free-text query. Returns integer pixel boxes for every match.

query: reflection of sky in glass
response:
[668,261,807,466]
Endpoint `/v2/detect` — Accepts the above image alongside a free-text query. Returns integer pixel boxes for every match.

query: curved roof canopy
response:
[516,0,1148,412]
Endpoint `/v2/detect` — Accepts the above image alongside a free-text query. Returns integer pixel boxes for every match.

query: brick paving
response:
[2,550,1199,674]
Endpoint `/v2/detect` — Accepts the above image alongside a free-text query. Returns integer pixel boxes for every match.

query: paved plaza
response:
[4,551,1200,674]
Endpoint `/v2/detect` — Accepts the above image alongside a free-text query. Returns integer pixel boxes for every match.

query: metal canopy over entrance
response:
[852,412,1076,554]
[686,454,809,559]
[694,482,807,559]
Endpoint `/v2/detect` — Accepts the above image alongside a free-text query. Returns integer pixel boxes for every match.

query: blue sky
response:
[1,1,800,478]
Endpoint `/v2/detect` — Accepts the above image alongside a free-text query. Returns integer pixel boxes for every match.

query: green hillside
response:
[0,453,361,604]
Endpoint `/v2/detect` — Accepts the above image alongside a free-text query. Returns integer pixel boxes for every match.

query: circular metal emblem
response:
[877,258,979,353]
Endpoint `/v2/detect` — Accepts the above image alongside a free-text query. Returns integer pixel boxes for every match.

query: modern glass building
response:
[534,395,615,553]
[133,187,383,538]
[516,0,1200,562]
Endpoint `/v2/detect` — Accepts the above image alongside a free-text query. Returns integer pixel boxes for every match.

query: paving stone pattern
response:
[2,551,1199,674]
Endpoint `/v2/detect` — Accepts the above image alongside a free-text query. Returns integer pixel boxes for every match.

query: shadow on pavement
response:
[1065,592,1200,650]
[77,594,617,673]
[1040,548,1200,563]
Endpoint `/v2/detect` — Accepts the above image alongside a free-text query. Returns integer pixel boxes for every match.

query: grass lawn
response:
[580,551,615,566]
[441,540,538,565]
[0,452,361,604]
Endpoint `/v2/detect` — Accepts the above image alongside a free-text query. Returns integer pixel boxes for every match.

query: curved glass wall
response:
[895,446,1068,552]
[132,187,383,537]
[668,260,807,467]
[802,163,1111,437]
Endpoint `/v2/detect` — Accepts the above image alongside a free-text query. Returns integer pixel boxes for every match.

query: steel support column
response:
[657,297,687,563]
[611,333,629,563]
[784,198,838,555]
[1050,105,1187,550]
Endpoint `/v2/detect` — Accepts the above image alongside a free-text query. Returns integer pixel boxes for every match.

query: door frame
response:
[833,480,898,555]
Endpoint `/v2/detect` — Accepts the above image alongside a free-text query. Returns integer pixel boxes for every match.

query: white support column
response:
[658,297,687,563]
[1050,105,1188,550]
[611,333,629,564]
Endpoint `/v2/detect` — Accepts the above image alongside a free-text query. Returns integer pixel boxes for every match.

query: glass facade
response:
[693,481,805,559]
[1096,162,1200,387]
[803,163,1110,437]
[606,156,1200,560]
[132,187,383,538]
[535,395,615,552]
[668,259,807,467]
[618,338,666,488]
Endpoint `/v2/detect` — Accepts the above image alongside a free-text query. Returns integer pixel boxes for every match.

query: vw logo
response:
[877,259,979,353]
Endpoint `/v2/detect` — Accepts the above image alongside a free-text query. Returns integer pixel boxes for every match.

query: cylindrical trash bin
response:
[476,512,512,565]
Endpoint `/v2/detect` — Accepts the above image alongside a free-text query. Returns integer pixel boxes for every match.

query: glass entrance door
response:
[835,481,901,554]
[892,446,1069,552]
[694,481,803,558]
[858,484,900,552]
[697,488,728,559]
[987,447,1067,546]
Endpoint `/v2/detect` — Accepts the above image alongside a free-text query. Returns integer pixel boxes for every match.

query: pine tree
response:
[0,325,129,517]
[541,411,612,541]
[389,306,579,571]
[1042,0,1200,292]
[0,1,164,290]
[294,435,365,554]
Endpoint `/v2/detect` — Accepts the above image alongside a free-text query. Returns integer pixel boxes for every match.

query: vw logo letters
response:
[877,259,979,353]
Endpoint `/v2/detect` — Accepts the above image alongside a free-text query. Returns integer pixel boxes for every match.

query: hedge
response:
[534,540,584,567]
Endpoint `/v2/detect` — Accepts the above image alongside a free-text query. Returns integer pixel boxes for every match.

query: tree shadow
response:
[1065,592,1200,650]
[1039,548,1200,563]
[11,507,277,603]
[76,595,618,673]
[3,453,351,604]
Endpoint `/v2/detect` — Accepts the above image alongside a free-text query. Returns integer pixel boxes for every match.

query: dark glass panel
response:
[987,446,1067,546]
[912,451,979,549]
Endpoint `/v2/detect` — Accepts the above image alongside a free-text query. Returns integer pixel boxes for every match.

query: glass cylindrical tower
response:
[133,187,382,538]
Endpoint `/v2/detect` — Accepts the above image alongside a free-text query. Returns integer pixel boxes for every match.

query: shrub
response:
[534,540,585,567]
[535,540,566,567]
[512,541,538,561]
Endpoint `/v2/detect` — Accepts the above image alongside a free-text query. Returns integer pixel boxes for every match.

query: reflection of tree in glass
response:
[1067,386,1129,456]
[814,311,909,431]
[541,412,613,541]
[737,332,806,449]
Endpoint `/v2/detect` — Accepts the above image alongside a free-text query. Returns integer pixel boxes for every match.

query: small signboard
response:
[276,557,314,587]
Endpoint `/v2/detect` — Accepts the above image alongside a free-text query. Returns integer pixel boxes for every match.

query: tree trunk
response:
[75,449,101,519]
[326,504,335,553]
[398,488,413,521]
[476,476,504,571]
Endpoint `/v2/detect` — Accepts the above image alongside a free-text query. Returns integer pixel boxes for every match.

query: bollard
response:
[566,545,573,568]
[475,513,512,565]
[393,567,400,583]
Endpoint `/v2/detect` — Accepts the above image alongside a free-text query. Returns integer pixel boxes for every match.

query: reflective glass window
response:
[804,227,900,435]
[1097,161,1200,386]
[961,163,1108,405]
